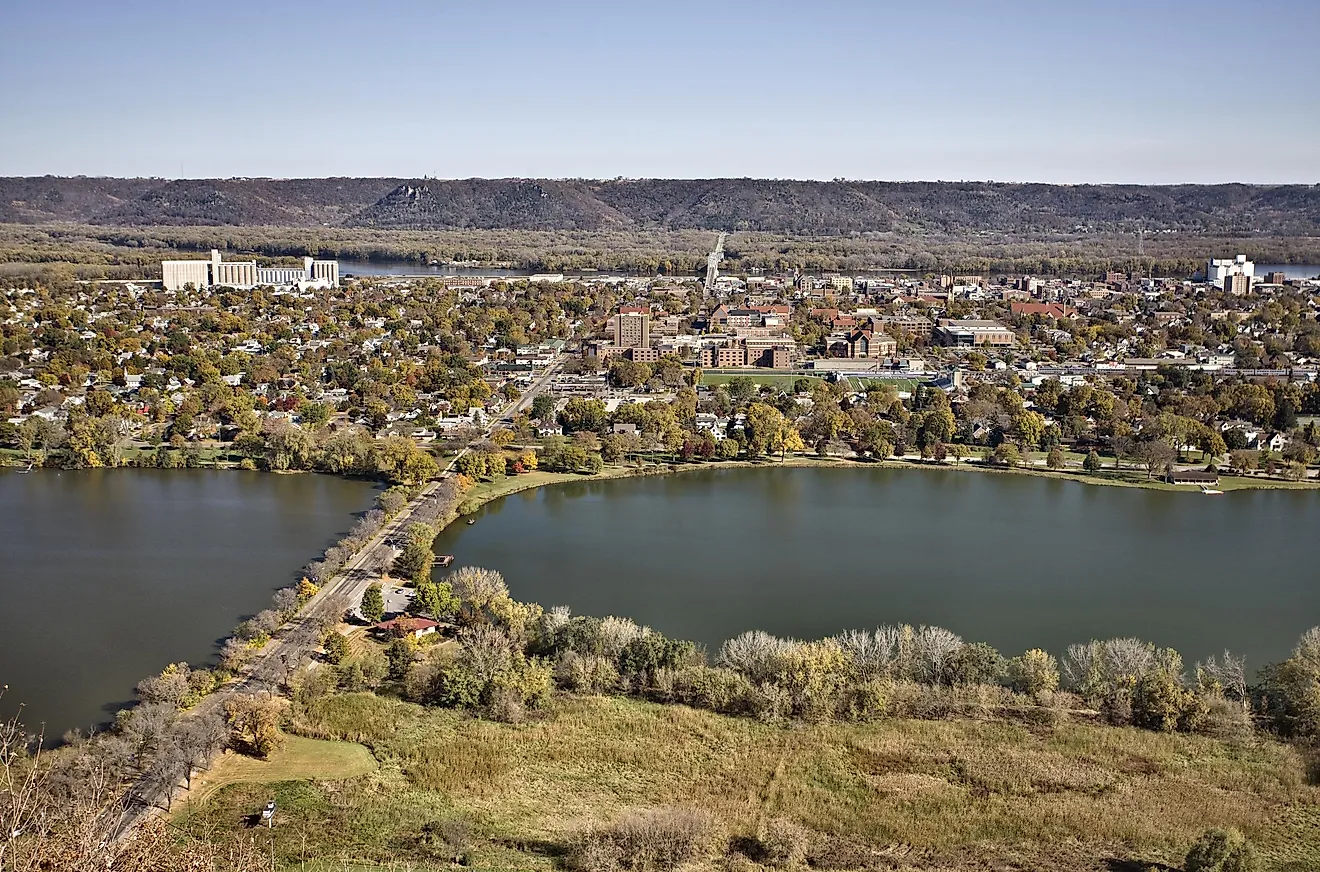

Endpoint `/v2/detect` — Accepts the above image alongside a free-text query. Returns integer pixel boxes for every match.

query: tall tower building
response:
[1225,273,1251,296]
[615,307,651,348]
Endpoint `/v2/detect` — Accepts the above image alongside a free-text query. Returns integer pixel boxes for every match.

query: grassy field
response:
[178,693,1320,871]
[840,376,923,392]
[174,734,377,810]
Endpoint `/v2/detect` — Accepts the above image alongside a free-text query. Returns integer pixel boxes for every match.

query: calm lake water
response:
[433,466,1320,671]
[0,470,378,738]
[1256,263,1320,281]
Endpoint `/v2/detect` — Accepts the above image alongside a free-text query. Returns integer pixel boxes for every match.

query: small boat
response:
[466,519,475,525]
[1200,485,1223,495]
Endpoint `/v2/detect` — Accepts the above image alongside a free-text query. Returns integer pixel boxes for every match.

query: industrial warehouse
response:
[161,249,339,291]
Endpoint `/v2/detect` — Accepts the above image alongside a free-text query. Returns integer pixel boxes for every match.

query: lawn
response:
[178,693,1320,872]
[173,734,377,812]
[841,376,922,392]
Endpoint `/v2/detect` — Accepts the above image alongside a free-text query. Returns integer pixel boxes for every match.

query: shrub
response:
[419,659,484,709]
[1197,696,1254,741]
[718,630,794,683]
[1101,690,1134,726]
[942,642,1004,686]
[572,807,719,872]
[670,665,755,715]
[748,682,793,723]
[322,632,351,665]
[768,640,850,721]
[483,685,525,724]
[757,817,811,869]
[619,632,698,686]
[599,616,647,659]
[1132,670,1200,733]
[1005,648,1060,695]
[887,681,1008,721]
[1184,827,1261,872]
[488,655,553,709]
[838,678,890,722]
[557,652,620,694]
[417,817,474,864]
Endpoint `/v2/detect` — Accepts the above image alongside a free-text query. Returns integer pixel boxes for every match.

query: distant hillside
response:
[3,176,1319,235]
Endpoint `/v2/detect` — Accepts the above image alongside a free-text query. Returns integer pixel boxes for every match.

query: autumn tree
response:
[743,402,787,458]
[224,693,285,758]
[1134,439,1176,479]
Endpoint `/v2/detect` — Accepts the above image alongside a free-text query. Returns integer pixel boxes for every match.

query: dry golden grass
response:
[183,694,1320,871]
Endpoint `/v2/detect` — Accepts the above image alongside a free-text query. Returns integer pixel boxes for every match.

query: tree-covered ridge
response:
[3,176,1319,235]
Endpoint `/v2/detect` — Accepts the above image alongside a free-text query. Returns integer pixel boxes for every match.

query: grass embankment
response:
[179,693,1320,871]
[453,456,855,519]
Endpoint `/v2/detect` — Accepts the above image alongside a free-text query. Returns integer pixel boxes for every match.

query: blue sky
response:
[1,0,1316,182]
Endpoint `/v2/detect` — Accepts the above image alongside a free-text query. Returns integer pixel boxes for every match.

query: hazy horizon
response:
[2,0,1317,184]
[4,174,1317,187]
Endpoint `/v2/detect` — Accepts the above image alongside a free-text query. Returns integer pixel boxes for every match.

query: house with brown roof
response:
[375,617,441,639]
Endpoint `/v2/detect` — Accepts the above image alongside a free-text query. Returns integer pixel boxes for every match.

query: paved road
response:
[441,354,566,475]
[108,478,444,838]
[111,354,569,838]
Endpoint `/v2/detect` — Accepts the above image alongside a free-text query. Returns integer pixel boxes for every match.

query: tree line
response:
[333,564,1320,747]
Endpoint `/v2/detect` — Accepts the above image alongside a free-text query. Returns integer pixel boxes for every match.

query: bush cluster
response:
[387,567,1315,741]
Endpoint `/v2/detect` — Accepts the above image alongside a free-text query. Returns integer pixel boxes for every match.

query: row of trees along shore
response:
[304,566,1320,748]
[9,411,442,481]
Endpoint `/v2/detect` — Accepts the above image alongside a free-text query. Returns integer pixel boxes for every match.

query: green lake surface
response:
[0,469,378,737]
[434,465,1320,669]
